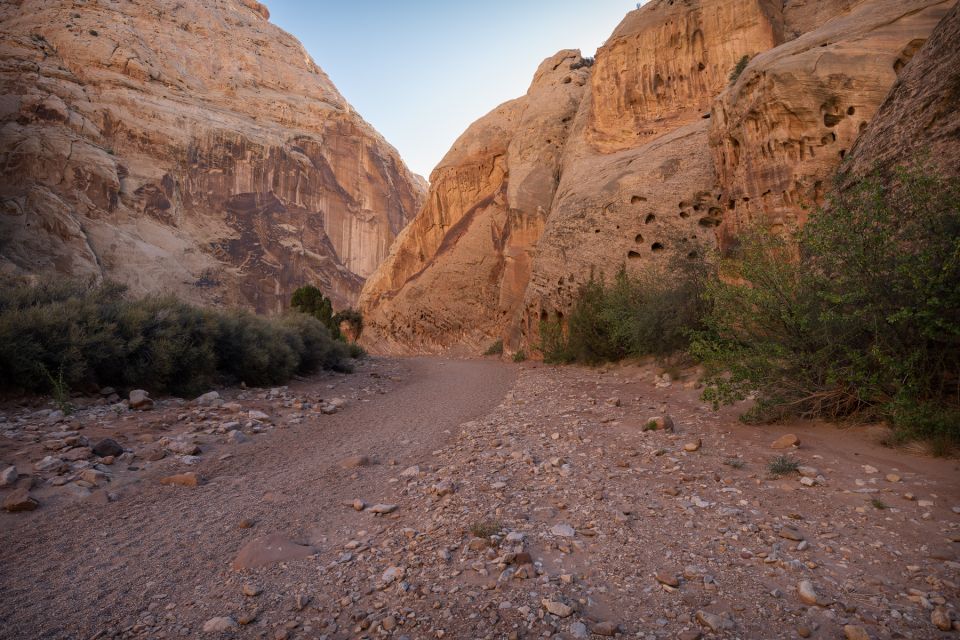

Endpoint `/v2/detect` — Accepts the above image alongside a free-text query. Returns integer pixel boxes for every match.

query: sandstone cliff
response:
[0,0,424,311]
[360,0,955,355]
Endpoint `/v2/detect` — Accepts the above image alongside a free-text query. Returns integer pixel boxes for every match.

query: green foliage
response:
[870,498,888,510]
[0,278,349,396]
[723,457,745,469]
[512,349,527,363]
[468,519,503,540]
[692,160,960,447]
[767,455,799,476]
[538,246,710,365]
[290,285,341,339]
[347,342,367,359]
[332,308,364,341]
[729,55,749,84]
[43,364,73,415]
[483,339,504,356]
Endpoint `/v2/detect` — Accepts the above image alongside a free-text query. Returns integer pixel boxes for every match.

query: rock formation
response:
[360,0,955,355]
[842,1,960,180]
[0,0,424,312]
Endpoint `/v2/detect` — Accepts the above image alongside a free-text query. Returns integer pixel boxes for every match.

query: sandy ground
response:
[0,357,957,640]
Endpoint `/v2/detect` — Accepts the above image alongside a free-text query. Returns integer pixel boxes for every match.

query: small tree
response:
[729,55,749,84]
[332,308,363,342]
[290,285,341,340]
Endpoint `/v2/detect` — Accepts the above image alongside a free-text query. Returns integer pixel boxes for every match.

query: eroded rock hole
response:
[645,213,656,224]
[651,242,664,252]
[628,250,642,260]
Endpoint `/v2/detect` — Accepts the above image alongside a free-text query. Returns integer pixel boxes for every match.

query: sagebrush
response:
[0,279,352,397]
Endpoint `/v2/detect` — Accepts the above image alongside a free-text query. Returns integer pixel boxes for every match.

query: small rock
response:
[861,464,878,474]
[227,430,248,444]
[551,523,576,537]
[592,621,619,636]
[569,621,588,639]
[352,499,366,511]
[797,580,823,606]
[381,566,404,585]
[932,606,952,631]
[542,599,574,617]
[843,625,870,640]
[33,456,63,472]
[159,472,201,487]
[195,391,221,406]
[0,465,17,487]
[885,473,901,483]
[771,433,800,449]
[399,465,420,478]
[248,410,270,421]
[242,583,262,597]
[92,438,124,458]
[166,440,200,456]
[779,526,804,541]
[3,488,39,512]
[695,610,728,632]
[381,616,397,631]
[202,616,236,633]
[369,503,397,514]
[62,447,92,461]
[129,389,154,410]
[683,439,702,452]
[655,571,680,588]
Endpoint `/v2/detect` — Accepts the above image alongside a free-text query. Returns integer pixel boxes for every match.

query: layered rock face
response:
[0,0,423,311]
[359,51,591,353]
[843,1,960,180]
[361,0,955,355]
[710,0,951,237]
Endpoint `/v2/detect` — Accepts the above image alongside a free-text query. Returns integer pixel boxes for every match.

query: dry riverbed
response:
[0,357,958,640]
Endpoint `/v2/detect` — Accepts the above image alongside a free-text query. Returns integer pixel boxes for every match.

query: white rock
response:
[551,523,575,538]
[0,465,17,487]
[202,616,236,633]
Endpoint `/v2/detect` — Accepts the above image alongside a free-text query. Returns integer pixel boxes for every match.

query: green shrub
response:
[290,284,341,339]
[729,55,749,84]
[538,246,710,365]
[692,160,960,447]
[0,278,349,397]
[512,349,527,363]
[483,339,504,356]
[767,455,799,476]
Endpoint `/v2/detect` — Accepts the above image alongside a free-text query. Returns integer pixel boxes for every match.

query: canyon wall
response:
[361,0,955,355]
[0,0,424,311]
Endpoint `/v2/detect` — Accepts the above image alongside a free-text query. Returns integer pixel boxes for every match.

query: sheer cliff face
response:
[360,0,954,355]
[0,0,424,311]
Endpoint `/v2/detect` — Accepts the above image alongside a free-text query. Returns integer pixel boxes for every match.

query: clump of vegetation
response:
[43,364,73,415]
[570,57,595,70]
[870,498,889,510]
[468,519,503,539]
[483,339,504,356]
[512,350,527,363]
[291,285,341,339]
[692,161,960,449]
[729,55,749,83]
[0,278,351,398]
[538,244,710,365]
[723,458,745,469]
[767,455,800,476]
[642,420,659,432]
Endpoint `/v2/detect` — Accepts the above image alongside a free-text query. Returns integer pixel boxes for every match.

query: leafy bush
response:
[538,247,710,365]
[290,284,341,339]
[692,161,960,447]
[570,57,595,70]
[0,278,350,397]
[512,349,527,363]
[729,55,749,84]
[767,455,799,476]
[483,339,503,356]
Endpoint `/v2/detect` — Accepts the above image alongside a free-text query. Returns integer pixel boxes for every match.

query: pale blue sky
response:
[267,1,635,178]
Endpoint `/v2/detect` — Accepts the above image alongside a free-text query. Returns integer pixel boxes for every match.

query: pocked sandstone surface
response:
[0,0,425,311]
[358,0,956,355]
[0,358,957,638]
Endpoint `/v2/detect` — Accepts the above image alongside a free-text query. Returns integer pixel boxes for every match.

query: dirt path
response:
[0,357,516,639]
[1,357,958,640]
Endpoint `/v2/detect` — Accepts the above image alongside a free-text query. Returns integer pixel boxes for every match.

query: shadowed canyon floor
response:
[1,358,958,639]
